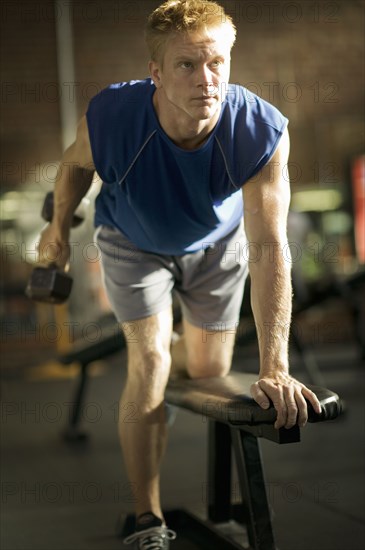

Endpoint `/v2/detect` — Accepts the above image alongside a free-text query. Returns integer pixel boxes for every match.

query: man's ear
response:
[149,60,162,88]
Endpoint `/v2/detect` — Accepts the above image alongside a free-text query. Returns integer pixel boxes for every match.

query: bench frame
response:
[205,420,298,549]
[119,419,299,549]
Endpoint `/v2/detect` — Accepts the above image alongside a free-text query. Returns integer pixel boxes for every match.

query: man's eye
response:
[211,60,222,68]
[180,62,193,69]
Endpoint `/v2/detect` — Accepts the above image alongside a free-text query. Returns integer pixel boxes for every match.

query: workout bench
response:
[59,330,342,550]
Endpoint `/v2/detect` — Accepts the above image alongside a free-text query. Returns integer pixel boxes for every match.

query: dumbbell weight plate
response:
[41,192,55,223]
[25,266,73,304]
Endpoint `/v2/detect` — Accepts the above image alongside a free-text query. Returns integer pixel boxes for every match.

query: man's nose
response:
[196,65,216,91]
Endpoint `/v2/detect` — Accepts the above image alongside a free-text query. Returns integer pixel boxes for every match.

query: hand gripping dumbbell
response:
[25,192,87,304]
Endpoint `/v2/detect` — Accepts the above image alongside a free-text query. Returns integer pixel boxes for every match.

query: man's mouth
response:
[193,96,216,102]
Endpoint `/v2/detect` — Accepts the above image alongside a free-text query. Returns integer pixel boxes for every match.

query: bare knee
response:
[187,359,230,379]
[182,319,235,380]
[129,348,171,380]
[123,348,171,419]
[122,312,173,381]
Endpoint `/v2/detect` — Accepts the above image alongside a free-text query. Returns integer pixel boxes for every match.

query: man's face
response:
[150,27,232,122]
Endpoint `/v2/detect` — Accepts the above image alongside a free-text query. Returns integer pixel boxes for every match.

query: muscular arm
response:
[38,116,95,268]
[243,127,321,428]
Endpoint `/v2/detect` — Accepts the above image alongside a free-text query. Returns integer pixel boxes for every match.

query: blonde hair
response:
[145,0,236,63]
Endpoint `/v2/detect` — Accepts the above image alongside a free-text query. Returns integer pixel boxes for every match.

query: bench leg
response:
[207,421,233,523]
[63,362,89,443]
[231,428,276,550]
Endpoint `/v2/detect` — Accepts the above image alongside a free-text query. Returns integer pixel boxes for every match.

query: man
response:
[39,1,321,548]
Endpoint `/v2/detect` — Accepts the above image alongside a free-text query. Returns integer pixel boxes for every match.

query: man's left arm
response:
[242,127,321,429]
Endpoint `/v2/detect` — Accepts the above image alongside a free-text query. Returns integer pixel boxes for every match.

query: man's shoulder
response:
[216,84,289,186]
[88,78,154,110]
[224,83,287,132]
[85,78,156,183]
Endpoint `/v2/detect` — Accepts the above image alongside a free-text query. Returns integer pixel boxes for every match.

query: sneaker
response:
[122,511,177,549]
[123,524,177,549]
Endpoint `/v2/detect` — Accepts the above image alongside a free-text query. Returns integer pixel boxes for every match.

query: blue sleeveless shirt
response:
[86,78,288,255]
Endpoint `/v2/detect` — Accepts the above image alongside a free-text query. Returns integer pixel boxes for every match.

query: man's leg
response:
[174,319,237,378]
[119,307,173,520]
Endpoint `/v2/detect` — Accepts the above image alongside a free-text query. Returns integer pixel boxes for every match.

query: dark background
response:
[0,2,364,550]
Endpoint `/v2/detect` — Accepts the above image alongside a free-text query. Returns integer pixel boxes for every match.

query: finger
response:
[258,382,286,429]
[273,389,287,430]
[283,385,298,429]
[258,380,287,429]
[38,240,60,264]
[64,260,71,273]
[294,388,308,427]
[301,387,322,415]
[38,245,57,265]
[250,382,271,409]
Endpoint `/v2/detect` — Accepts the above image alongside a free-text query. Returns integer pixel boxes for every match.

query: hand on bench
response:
[250,371,322,430]
[165,371,341,435]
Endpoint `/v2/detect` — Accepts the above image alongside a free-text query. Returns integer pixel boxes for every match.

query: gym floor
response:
[1,339,364,550]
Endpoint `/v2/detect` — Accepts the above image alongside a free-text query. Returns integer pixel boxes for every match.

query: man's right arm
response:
[38,115,95,269]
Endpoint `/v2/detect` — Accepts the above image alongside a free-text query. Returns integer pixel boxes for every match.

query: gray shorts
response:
[95,223,249,330]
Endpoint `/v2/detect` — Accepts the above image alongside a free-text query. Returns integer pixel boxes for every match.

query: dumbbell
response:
[25,193,87,304]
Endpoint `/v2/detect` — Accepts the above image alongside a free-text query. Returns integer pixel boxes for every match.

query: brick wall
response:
[1,0,62,184]
[1,0,364,187]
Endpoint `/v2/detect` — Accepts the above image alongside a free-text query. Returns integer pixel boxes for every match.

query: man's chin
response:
[191,103,220,121]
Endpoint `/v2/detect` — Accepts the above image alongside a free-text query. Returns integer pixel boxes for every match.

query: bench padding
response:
[165,372,341,426]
